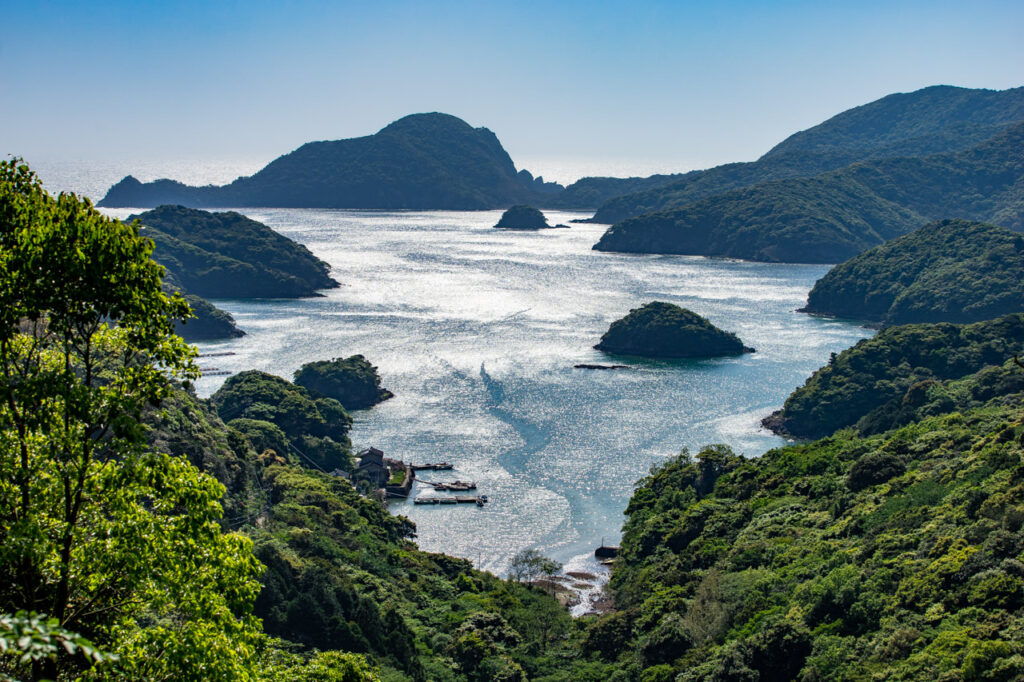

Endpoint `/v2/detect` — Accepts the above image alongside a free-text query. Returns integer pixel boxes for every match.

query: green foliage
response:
[100,113,550,210]
[134,204,338,298]
[212,369,353,472]
[594,119,1024,262]
[507,549,562,583]
[592,84,1024,224]
[294,355,393,410]
[0,159,263,680]
[260,646,381,682]
[595,301,753,358]
[604,400,1024,679]
[0,611,117,678]
[804,219,1024,324]
[764,314,1024,438]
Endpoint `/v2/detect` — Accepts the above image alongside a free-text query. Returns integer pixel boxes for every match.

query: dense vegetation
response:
[0,159,269,681]
[135,204,338,298]
[595,302,753,358]
[594,121,1024,262]
[802,219,1024,324]
[1,161,592,681]
[495,206,553,230]
[294,355,393,410]
[100,114,561,210]
[599,402,1024,681]
[145,385,588,682]
[177,293,245,340]
[762,314,1024,440]
[590,85,1024,224]
[210,370,354,473]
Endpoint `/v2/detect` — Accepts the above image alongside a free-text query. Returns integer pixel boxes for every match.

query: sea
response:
[37,159,872,612]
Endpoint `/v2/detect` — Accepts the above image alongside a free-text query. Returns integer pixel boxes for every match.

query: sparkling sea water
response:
[40,158,872,586]
[100,205,871,581]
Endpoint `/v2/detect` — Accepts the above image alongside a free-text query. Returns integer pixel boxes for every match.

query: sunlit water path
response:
[99,206,871,585]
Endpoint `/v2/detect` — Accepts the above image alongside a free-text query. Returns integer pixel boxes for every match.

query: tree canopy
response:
[0,160,264,681]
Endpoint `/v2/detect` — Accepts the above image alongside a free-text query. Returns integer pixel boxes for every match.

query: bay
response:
[98,207,873,579]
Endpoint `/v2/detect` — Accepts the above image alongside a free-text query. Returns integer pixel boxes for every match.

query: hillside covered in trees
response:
[801,219,1024,324]
[134,204,338,298]
[589,85,1024,225]
[100,113,562,210]
[762,314,1024,440]
[593,121,1024,263]
[598,402,1024,680]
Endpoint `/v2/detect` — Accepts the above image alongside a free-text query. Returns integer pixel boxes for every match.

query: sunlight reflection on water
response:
[105,206,871,575]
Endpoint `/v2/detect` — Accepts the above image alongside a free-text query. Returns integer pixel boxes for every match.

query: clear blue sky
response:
[2,0,1022,183]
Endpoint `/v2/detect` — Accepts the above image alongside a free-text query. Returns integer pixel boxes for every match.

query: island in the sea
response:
[494,205,555,230]
[293,355,393,411]
[595,301,755,358]
[100,113,563,210]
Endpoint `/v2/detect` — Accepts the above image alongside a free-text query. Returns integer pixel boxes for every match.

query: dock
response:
[418,479,477,491]
[414,495,488,506]
[410,462,454,471]
[200,369,232,376]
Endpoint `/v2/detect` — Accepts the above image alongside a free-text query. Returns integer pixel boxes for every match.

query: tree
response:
[507,549,562,583]
[0,160,263,680]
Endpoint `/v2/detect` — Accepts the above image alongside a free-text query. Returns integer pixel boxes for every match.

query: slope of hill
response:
[134,205,338,298]
[802,219,1024,324]
[594,122,1024,263]
[145,384,579,681]
[599,400,1024,680]
[100,113,559,209]
[590,85,1024,224]
[762,314,1024,439]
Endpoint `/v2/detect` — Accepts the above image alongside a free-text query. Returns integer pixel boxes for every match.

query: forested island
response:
[129,204,340,341]
[100,113,563,210]
[595,302,754,358]
[293,355,394,410]
[495,205,554,230]
[762,313,1024,439]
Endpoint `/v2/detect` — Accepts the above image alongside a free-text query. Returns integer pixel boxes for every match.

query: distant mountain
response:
[594,120,1024,263]
[590,85,1024,224]
[802,219,1024,324]
[133,205,338,298]
[544,173,688,210]
[100,113,562,209]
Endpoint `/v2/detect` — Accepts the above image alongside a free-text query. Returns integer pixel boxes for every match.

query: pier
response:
[417,479,477,491]
[410,462,454,471]
[414,495,488,506]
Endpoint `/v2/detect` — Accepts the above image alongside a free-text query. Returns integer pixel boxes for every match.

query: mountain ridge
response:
[100,113,560,209]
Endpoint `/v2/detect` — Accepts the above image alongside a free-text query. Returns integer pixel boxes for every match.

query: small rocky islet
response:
[494,205,560,230]
[595,301,755,358]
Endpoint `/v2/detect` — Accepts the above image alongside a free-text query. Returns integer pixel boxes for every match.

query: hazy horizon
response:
[4,0,1023,188]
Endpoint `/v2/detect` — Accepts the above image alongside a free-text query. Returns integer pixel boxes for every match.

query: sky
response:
[2,0,1023,185]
